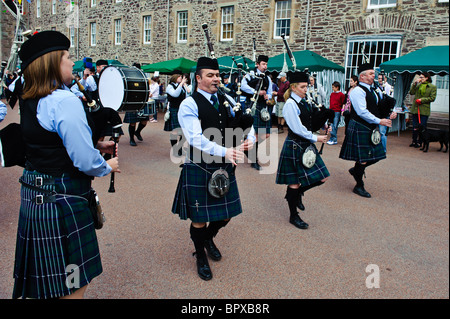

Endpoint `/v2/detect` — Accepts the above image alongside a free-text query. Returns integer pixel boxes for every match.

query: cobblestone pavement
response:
[1,107,448,299]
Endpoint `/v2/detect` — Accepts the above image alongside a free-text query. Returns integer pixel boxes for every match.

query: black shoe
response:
[134,132,143,141]
[251,163,262,171]
[204,239,222,261]
[194,253,212,281]
[414,143,422,148]
[353,186,371,198]
[130,140,137,146]
[289,215,309,229]
[409,142,419,147]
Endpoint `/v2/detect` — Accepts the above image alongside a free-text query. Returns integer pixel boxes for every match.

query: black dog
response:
[418,125,449,153]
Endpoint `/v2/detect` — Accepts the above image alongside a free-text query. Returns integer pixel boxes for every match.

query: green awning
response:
[72,59,126,72]
[141,58,197,74]
[267,50,344,73]
[380,46,449,74]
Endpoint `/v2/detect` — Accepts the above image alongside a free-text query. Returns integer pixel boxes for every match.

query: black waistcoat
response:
[350,84,380,130]
[20,97,94,178]
[189,91,232,164]
[167,83,186,109]
[246,73,270,105]
[287,97,313,142]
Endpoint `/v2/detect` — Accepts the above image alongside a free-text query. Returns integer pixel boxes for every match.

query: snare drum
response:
[137,100,156,117]
[98,66,149,112]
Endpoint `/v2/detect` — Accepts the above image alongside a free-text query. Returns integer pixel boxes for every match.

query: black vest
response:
[189,92,233,164]
[20,97,94,178]
[350,85,381,130]
[167,83,186,109]
[246,72,270,105]
[287,97,313,142]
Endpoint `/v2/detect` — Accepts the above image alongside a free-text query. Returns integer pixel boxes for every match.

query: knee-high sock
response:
[206,220,230,239]
[128,125,136,141]
[299,180,325,194]
[190,224,207,257]
[136,122,146,134]
[285,187,300,218]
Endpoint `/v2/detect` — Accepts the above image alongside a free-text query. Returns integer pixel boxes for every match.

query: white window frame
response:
[90,22,97,47]
[437,0,449,3]
[115,19,122,45]
[143,15,152,44]
[52,0,56,14]
[367,0,397,10]
[220,6,234,42]
[36,0,41,18]
[344,35,402,86]
[91,0,97,7]
[177,11,188,43]
[274,0,292,39]
[69,26,75,48]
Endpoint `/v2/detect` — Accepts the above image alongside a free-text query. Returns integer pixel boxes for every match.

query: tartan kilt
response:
[163,107,181,132]
[172,162,242,223]
[252,106,272,134]
[13,170,102,299]
[276,137,330,186]
[123,111,149,123]
[339,119,386,163]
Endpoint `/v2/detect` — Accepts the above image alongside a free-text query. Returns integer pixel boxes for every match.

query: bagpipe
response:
[280,34,334,154]
[201,23,254,132]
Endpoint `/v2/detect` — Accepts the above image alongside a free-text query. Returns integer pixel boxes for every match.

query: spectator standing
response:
[327,81,346,145]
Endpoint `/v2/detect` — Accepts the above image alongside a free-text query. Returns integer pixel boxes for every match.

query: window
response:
[90,22,97,46]
[115,19,122,45]
[69,26,75,47]
[367,0,397,9]
[274,0,291,39]
[52,0,56,14]
[178,11,188,43]
[36,0,40,18]
[221,6,234,41]
[143,15,152,44]
[435,75,449,90]
[91,0,97,7]
[345,36,402,86]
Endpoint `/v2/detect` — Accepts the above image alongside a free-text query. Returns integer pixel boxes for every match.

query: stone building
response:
[1,0,449,112]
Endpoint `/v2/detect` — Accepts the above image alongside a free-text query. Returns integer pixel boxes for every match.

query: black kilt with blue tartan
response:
[172,162,242,223]
[123,111,149,123]
[13,170,102,299]
[164,107,181,131]
[339,119,386,163]
[276,137,330,186]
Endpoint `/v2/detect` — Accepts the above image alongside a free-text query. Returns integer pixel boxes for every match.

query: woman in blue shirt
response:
[12,31,120,299]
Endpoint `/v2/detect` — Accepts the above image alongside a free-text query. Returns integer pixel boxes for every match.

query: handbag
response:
[87,188,105,230]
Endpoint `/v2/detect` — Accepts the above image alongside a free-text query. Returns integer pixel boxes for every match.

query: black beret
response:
[358,63,374,74]
[19,31,70,71]
[196,57,219,71]
[257,55,269,63]
[96,59,108,66]
[288,71,309,84]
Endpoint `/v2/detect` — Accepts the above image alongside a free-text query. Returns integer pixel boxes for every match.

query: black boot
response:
[350,163,371,198]
[134,123,146,141]
[204,220,229,261]
[128,125,137,146]
[286,187,309,229]
[190,224,212,281]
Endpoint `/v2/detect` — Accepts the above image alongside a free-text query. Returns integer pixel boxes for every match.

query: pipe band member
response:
[339,63,395,198]
[172,57,255,280]
[241,55,273,171]
[12,31,120,299]
[276,71,330,229]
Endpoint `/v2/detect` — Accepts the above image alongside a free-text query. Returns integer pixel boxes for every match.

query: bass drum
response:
[98,66,149,112]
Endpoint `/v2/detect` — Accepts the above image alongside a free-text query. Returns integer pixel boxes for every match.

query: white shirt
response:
[283,92,317,143]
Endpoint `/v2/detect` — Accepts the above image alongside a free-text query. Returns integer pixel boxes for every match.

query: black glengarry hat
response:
[288,71,309,84]
[257,55,269,63]
[196,57,219,71]
[19,30,70,71]
[358,63,374,74]
[96,59,108,66]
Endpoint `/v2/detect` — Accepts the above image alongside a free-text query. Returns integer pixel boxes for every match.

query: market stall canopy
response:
[380,46,449,75]
[141,57,197,74]
[267,50,345,73]
[73,59,126,72]
[216,56,256,72]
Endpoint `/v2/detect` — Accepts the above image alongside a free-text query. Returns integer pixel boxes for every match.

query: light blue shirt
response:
[349,82,382,125]
[36,86,111,177]
[283,92,317,143]
[70,75,97,98]
[241,69,273,100]
[0,101,7,122]
[178,89,255,157]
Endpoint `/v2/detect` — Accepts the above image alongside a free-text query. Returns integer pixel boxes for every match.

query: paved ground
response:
[1,105,448,299]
